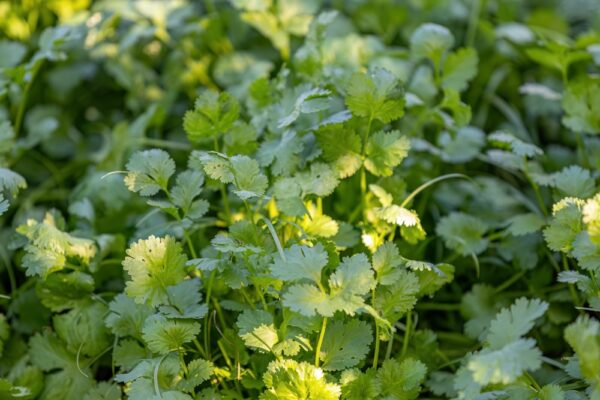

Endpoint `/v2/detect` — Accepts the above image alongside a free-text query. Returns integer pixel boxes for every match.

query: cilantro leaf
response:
[270,244,328,284]
[315,124,362,178]
[17,213,97,278]
[183,90,239,142]
[377,358,427,399]
[236,309,278,353]
[260,359,341,400]
[562,79,600,134]
[122,235,188,307]
[364,130,410,177]
[124,149,175,196]
[319,319,372,371]
[410,23,454,69]
[345,68,405,123]
[442,47,478,91]
[142,314,201,355]
[436,212,488,255]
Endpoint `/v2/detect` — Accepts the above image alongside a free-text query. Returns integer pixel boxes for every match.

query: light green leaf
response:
[270,243,328,284]
[345,68,405,123]
[260,359,341,400]
[410,23,454,68]
[183,90,239,142]
[142,315,200,355]
[124,149,175,196]
[122,235,188,307]
[442,47,478,91]
[436,212,488,255]
[319,319,372,371]
[364,130,410,177]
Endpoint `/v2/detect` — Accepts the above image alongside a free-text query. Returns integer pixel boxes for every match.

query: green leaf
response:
[565,316,600,395]
[257,131,303,177]
[484,297,548,349]
[283,284,332,317]
[584,194,600,244]
[345,68,405,123]
[467,338,543,385]
[176,359,213,393]
[442,47,478,91]
[436,212,488,255]
[374,270,419,323]
[260,359,341,400]
[159,278,208,319]
[124,149,176,196]
[53,302,111,357]
[231,155,269,200]
[372,242,403,285]
[439,89,471,127]
[319,319,372,371]
[488,131,542,158]
[16,213,97,278]
[377,358,427,399]
[0,168,27,197]
[170,170,207,219]
[340,369,380,400]
[300,202,339,238]
[83,382,122,400]
[278,87,331,128]
[105,293,154,339]
[270,243,328,284]
[142,315,201,355]
[551,165,595,198]
[364,130,410,177]
[237,309,278,353]
[36,271,95,312]
[562,79,600,134]
[190,151,234,183]
[328,254,376,316]
[506,213,546,236]
[315,124,362,178]
[571,232,600,271]
[183,90,239,142]
[122,235,188,307]
[29,332,94,400]
[544,198,584,252]
[438,126,485,163]
[296,163,340,197]
[410,23,454,69]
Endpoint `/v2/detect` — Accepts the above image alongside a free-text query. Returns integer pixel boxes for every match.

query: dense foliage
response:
[1,0,600,399]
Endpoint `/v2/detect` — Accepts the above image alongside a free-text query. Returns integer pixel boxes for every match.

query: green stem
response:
[385,331,395,360]
[466,0,481,47]
[562,254,581,306]
[416,302,461,311]
[372,323,380,369]
[400,311,412,358]
[14,60,44,137]
[315,317,328,367]
[400,173,471,208]
[494,270,526,293]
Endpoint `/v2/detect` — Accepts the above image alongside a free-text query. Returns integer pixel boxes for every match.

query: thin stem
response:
[400,173,471,208]
[466,0,481,47]
[372,289,380,368]
[359,115,374,217]
[315,317,328,367]
[14,61,44,137]
[562,254,581,306]
[494,270,526,293]
[385,331,395,360]
[372,324,380,368]
[400,311,412,358]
